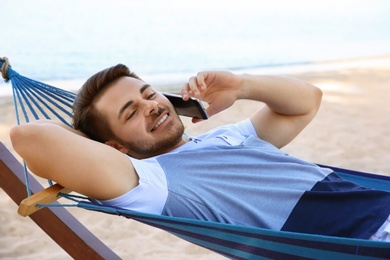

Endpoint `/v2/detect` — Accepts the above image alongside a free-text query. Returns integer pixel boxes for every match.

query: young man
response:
[10,64,390,241]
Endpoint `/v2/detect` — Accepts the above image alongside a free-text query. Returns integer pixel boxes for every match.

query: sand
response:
[1,56,390,259]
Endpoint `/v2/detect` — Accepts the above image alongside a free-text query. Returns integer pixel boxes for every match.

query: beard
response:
[121,110,185,158]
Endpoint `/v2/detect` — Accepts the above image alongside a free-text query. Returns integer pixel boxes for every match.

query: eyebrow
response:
[140,84,151,94]
[117,84,151,119]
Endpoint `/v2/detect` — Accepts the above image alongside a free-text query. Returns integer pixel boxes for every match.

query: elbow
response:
[10,123,46,160]
[10,125,23,153]
[298,83,323,121]
[10,120,55,155]
[9,124,52,178]
[313,85,323,111]
[307,83,323,114]
[10,125,32,158]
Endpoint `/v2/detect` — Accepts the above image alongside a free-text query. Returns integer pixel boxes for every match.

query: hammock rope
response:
[2,57,390,259]
[1,57,76,196]
[1,57,76,126]
[1,57,11,81]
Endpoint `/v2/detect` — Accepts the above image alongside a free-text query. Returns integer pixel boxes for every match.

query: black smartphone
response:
[163,93,208,119]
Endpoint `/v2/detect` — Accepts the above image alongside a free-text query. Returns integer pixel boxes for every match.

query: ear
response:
[105,140,129,154]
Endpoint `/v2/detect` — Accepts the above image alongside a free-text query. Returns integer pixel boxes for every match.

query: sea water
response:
[1,0,390,84]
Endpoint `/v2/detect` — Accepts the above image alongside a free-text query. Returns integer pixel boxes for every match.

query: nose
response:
[141,99,159,116]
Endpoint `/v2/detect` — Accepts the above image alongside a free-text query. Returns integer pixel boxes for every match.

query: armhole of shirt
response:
[235,119,257,137]
[97,156,168,214]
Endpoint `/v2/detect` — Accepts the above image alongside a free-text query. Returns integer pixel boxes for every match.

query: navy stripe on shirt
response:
[281,172,390,239]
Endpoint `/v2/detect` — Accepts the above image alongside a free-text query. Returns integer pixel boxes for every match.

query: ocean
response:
[1,0,390,84]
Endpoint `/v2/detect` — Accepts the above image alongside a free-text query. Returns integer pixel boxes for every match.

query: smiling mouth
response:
[152,114,169,131]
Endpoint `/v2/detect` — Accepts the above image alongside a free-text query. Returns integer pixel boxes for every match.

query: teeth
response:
[154,114,168,130]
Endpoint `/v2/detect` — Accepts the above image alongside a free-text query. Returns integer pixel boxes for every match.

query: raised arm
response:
[10,120,138,200]
[182,71,322,148]
[241,74,322,148]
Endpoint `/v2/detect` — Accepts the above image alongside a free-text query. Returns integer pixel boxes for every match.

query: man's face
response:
[95,76,185,159]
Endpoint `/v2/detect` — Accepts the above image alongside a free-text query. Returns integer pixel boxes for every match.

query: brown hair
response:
[72,64,141,142]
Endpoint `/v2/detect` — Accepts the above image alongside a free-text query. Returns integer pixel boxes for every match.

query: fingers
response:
[181,72,207,100]
[191,117,204,124]
[191,100,221,124]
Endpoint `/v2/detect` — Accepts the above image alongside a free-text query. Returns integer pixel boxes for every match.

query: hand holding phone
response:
[163,93,208,120]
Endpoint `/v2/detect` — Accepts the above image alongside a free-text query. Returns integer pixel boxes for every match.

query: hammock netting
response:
[1,58,390,259]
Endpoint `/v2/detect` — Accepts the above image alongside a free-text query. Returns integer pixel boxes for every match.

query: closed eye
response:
[147,92,156,100]
[127,110,136,120]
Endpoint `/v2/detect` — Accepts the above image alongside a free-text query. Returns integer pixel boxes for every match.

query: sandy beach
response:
[1,56,390,259]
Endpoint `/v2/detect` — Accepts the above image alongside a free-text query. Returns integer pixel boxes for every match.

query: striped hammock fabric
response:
[2,58,390,259]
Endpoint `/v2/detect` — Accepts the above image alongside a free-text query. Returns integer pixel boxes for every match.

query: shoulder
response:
[195,119,257,140]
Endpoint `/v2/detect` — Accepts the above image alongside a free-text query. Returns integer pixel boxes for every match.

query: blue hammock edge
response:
[67,165,390,259]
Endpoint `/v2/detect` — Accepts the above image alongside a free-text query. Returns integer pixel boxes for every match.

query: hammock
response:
[1,57,390,259]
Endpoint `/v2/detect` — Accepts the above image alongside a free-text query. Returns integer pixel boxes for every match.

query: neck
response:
[130,134,190,159]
